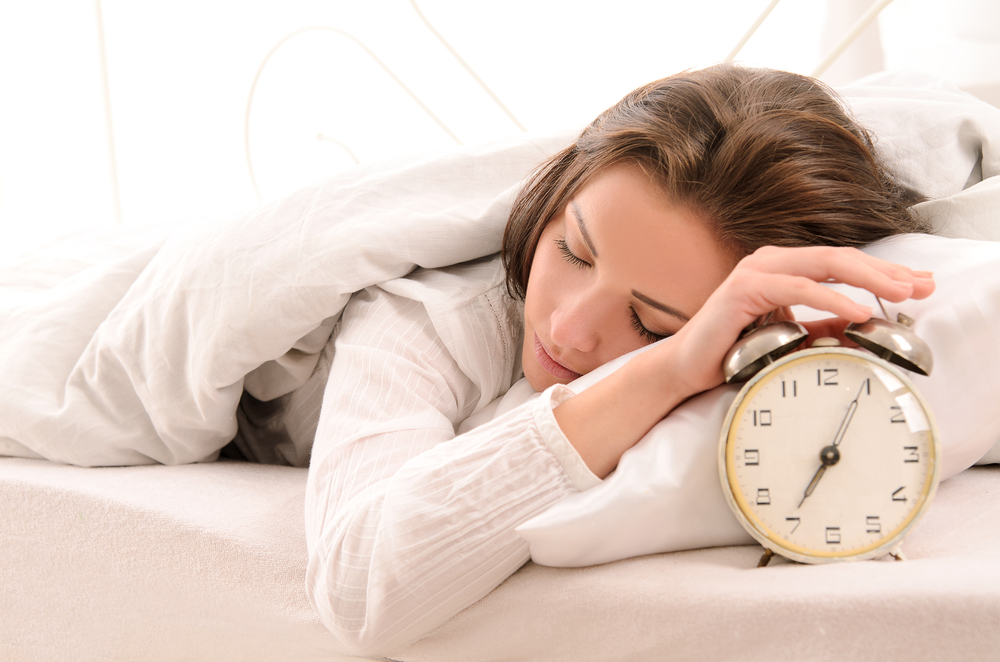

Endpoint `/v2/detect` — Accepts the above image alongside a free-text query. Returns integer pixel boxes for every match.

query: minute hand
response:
[830,396,860,448]
[798,381,866,508]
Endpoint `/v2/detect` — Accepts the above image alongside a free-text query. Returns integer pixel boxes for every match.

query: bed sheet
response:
[2,456,998,661]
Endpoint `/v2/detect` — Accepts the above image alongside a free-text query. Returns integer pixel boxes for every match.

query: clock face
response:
[721,349,939,562]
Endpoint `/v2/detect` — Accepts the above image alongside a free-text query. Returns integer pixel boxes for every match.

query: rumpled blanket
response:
[1,72,998,471]
[0,133,571,466]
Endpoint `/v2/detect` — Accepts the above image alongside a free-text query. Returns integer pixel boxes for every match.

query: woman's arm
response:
[304,284,594,656]
[555,246,936,478]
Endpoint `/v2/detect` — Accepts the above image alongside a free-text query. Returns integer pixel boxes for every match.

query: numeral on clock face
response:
[817,368,838,386]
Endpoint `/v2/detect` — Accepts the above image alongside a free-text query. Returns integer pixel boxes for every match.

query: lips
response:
[534,334,582,381]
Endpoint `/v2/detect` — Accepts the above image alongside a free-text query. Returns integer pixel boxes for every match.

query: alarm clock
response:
[718,307,940,566]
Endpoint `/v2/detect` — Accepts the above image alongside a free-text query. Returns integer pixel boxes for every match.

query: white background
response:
[1,0,997,260]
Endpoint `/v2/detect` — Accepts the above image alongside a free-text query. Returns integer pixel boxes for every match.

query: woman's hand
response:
[554,245,934,479]
[660,245,936,400]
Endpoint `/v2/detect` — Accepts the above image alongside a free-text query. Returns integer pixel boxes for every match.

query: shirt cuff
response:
[532,384,602,491]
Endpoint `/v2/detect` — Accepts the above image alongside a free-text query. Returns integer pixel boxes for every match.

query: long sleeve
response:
[303,260,599,656]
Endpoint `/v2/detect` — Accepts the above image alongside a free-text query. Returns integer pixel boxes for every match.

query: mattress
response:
[2,456,998,661]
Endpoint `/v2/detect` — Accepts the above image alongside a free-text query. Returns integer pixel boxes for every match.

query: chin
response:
[522,359,564,393]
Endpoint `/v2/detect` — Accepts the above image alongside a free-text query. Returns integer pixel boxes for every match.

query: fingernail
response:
[914,270,934,278]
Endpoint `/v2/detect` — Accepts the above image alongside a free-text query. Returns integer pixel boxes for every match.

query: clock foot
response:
[757,549,774,567]
[888,546,906,562]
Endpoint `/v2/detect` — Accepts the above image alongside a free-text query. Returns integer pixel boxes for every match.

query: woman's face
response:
[522,164,734,392]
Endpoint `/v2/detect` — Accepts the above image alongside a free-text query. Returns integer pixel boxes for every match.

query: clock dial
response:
[722,350,938,562]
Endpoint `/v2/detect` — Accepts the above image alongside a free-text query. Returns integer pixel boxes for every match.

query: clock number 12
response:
[817,369,838,386]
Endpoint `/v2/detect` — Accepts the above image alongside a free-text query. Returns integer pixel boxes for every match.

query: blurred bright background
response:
[1,0,998,260]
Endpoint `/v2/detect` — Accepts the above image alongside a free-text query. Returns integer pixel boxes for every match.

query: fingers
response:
[737,246,935,306]
[738,272,874,323]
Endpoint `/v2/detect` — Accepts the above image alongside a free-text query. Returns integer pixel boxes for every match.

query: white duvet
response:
[1,74,999,570]
[0,133,572,466]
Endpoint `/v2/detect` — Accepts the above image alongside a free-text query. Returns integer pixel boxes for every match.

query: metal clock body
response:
[718,344,940,564]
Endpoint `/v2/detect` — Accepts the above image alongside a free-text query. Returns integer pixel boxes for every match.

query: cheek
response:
[523,234,560,317]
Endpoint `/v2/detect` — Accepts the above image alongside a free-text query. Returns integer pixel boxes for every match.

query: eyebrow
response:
[572,199,690,323]
[570,201,599,258]
[632,290,690,322]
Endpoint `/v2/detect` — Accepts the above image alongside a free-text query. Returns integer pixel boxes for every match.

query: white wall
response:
[1,0,992,260]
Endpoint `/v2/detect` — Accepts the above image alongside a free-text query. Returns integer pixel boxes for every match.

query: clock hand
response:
[798,380,867,508]
[830,380,867,447]
[798,448,839,507]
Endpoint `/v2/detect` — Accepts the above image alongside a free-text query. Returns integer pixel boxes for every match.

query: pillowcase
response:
[516,233,1000,567]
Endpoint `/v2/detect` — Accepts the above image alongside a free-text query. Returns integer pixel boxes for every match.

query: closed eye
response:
[630,307,669,343]
[556,237,591,268]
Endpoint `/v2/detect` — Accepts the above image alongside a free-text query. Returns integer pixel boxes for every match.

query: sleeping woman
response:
[245,63,937,655]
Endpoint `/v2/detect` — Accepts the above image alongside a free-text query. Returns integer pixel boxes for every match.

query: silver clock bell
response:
[723,300,933,383]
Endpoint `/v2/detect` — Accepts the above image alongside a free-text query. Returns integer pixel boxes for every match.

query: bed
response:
[4,8,1000,662]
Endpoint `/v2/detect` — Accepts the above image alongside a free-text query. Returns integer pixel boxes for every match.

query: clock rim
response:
[717,346,941,564]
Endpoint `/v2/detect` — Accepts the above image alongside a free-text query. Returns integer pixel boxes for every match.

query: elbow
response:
[305,548,412,657]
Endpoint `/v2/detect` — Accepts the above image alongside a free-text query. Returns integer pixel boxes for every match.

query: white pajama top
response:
[237,255,601,655]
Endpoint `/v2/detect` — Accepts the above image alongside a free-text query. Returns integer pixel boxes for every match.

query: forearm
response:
[305,388,594,656]
[554,342,692,478]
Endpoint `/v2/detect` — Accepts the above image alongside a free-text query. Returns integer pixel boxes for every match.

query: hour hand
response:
[798,445,841,508]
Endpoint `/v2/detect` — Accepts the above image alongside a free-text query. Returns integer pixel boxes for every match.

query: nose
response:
[548,286,606,354]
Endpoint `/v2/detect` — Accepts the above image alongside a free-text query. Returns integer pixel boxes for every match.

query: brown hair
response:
[501,63,928,299]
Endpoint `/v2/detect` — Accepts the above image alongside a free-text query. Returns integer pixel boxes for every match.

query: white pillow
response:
[517,233,1000,567]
